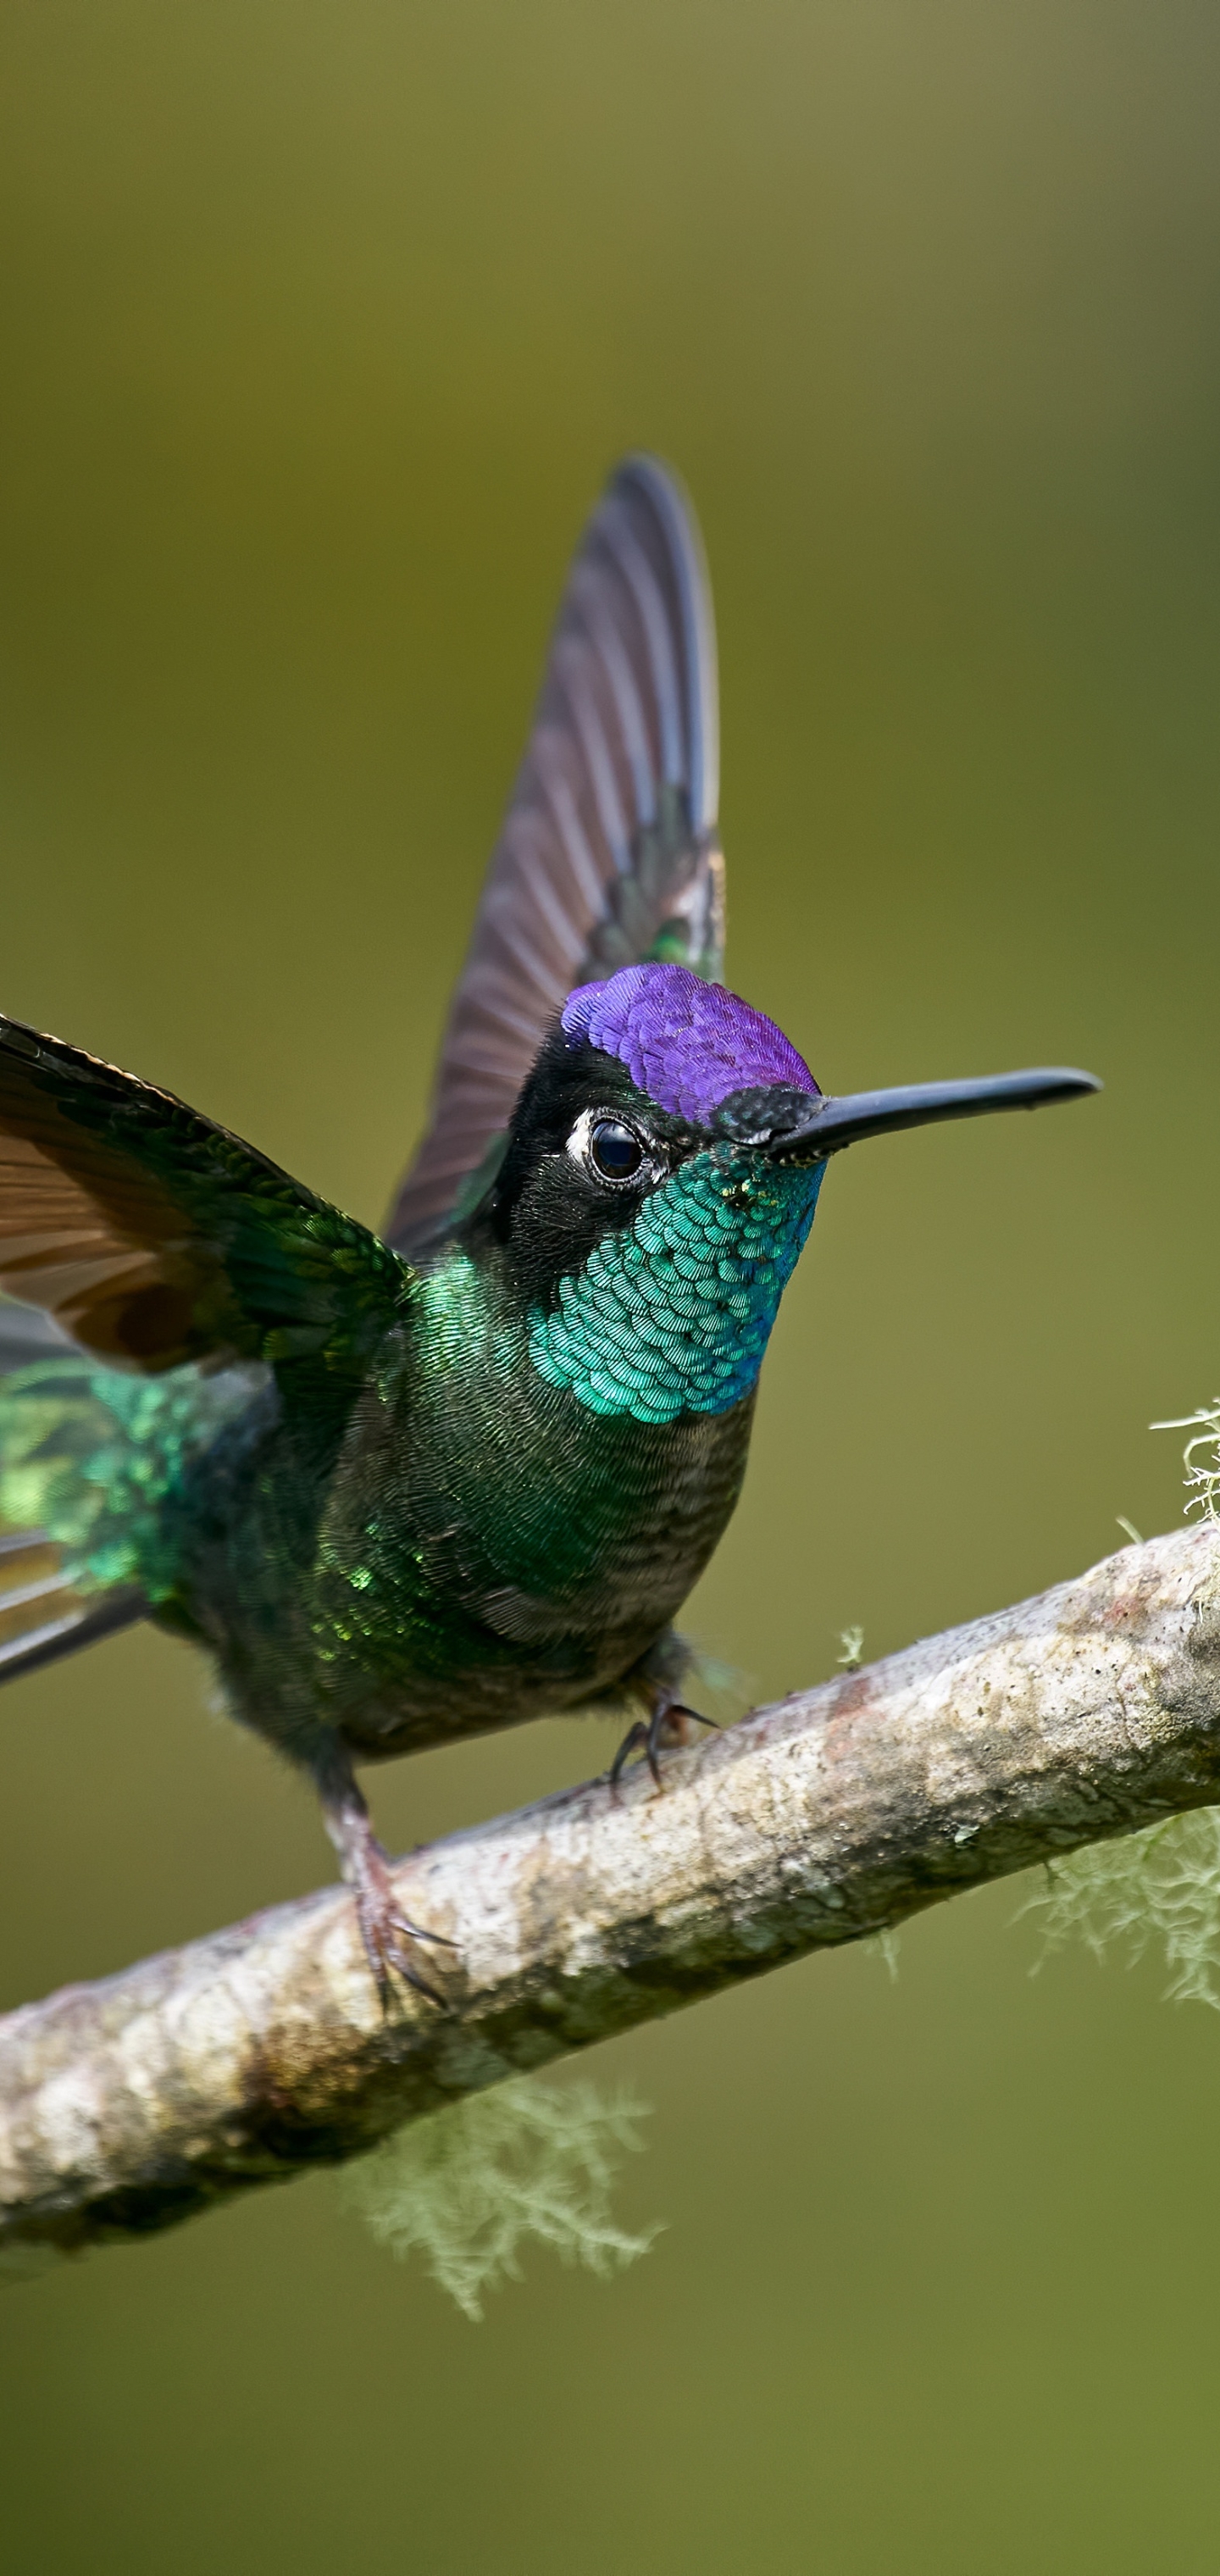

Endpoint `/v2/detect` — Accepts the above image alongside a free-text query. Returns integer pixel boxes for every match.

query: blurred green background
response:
[2,2,1219,2568]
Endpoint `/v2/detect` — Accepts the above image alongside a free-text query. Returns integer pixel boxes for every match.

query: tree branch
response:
[4,1523,1220,2267]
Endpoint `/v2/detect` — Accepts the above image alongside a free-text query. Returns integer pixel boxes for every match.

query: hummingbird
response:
[0,458,1098,1998]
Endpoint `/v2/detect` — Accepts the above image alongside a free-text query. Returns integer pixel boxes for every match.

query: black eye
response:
[588,1119,645,1182]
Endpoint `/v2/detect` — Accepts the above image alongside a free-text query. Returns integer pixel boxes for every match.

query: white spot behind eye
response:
[565,1108,599,1168]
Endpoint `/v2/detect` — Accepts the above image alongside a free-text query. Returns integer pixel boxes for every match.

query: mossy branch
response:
[4,1521,1220,2269]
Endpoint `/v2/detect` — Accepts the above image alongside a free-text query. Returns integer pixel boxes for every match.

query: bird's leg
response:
[313,1743,454,2009]
[609,1685,718,1790]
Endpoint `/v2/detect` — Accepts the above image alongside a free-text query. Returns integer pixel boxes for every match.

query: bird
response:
[0,457,1099,2000]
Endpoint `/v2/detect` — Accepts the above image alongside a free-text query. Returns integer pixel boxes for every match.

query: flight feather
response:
[385,455,725,1254]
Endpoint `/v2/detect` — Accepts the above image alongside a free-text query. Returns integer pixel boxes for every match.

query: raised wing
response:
[0,1013,408,1375]
[385,453,725,1254]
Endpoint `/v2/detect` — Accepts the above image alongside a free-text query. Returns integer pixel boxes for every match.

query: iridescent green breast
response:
[528,1147,824,1424]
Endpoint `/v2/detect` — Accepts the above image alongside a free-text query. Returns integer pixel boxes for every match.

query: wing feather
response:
[0,1016,408,1374]
[385,453,725,1253]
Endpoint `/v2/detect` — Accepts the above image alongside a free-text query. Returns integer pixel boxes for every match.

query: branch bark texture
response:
[4,1524,1220,2265]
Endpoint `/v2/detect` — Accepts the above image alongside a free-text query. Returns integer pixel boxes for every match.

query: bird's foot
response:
[609,1694,718,1791]
[353,1840,456,2012]
[316,1752,457,2011]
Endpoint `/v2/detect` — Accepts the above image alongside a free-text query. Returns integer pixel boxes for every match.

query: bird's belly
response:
[318,1382,756,1759]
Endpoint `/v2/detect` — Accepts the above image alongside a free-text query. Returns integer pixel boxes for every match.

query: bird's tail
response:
[0,1527,145,1680]
[0,1305,147,1680]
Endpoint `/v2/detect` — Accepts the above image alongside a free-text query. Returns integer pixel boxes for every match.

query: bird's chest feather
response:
[316,1291,749,1688]
[310,1153,820,1724]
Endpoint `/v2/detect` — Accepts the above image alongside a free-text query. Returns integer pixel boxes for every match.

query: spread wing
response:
[385,453,725,1255]
[0,1013,409,1375]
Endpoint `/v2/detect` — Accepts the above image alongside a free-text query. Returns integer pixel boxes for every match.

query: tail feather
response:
[0,1309,152,1683]
[0,1525,145,1682]
[0,1302,75,1373]
[0,1298,265,1689]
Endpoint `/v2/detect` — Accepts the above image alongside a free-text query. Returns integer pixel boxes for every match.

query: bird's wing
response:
[385,453,724,1255]
[0,1013,409,1375]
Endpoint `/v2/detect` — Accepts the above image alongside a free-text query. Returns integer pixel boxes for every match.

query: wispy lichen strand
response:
[1023,1808,1220,2008]
[1020,1404,1220,2007]
[341,2075,657,2318]
[1153,1401,1220,1525]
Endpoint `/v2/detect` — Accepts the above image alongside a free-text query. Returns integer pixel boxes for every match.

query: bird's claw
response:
[388,1907,458,1950]
[609,1696,718,1790]
[316,1753,458,2011]
[355,1879,457,2013]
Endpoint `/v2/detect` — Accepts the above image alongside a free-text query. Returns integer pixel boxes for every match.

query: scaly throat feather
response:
[528,1147,824,1424]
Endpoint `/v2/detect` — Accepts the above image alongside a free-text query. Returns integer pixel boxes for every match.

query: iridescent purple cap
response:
[561,963,818,1125]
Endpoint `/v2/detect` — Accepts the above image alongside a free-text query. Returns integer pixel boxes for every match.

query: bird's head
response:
[472,963,1096,1427]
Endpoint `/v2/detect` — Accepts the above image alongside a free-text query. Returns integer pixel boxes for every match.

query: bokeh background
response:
[2,3,1219,2568]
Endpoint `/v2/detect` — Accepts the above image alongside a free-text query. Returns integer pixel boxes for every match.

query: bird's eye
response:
[588,1119,645,1182]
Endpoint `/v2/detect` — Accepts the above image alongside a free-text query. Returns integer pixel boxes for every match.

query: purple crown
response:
[561,964,818,1126]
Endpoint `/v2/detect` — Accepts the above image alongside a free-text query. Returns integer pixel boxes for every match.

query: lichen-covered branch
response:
[4,1523,1220,2266]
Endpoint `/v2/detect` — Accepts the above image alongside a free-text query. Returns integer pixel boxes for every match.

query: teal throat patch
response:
[529,1149,824,1424]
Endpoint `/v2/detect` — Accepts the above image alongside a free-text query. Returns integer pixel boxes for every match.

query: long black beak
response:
[717,1065,1101,1160]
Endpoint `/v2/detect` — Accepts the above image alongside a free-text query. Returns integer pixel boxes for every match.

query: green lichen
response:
[1020,1406,1220,2006]
[1152,1399,1220,1524]
[1023,1809,1220,2009]
[862,1926,901,1980]
[341,2074,658,2320]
